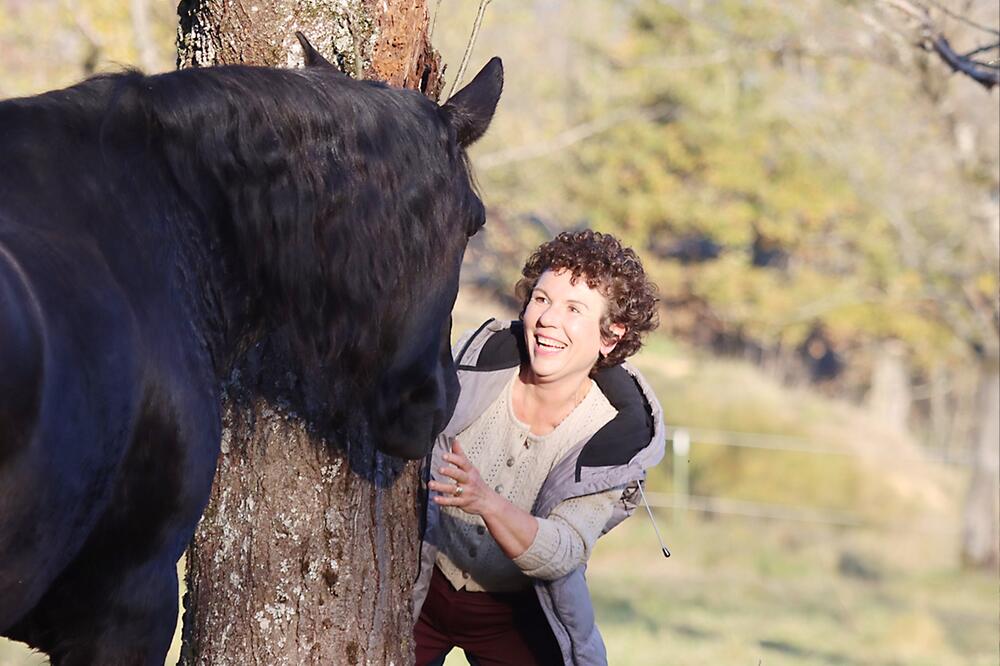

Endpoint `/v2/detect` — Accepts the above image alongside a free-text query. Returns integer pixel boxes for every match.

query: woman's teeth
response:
[536,336,566,350]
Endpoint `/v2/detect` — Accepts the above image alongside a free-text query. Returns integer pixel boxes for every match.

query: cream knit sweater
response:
[435,374,622,592]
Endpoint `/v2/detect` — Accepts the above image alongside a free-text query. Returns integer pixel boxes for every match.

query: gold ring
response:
[454,484,464,497]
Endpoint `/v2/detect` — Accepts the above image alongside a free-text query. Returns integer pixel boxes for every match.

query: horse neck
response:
[173,206,263,379]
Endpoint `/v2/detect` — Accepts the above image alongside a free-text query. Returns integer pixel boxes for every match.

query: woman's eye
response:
[569,306,580,314]
[534,296,547,303]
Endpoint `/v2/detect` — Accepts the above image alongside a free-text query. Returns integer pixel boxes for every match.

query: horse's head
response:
[150,39,501,459]
[296,36,502,458]
[368,57,502,459]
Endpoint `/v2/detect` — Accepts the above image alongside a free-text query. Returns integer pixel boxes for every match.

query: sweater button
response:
[476,525,486,535]
[462,571,469,579]
[469,547,477,558]
[506,457,515,467]
[494,484,504,494]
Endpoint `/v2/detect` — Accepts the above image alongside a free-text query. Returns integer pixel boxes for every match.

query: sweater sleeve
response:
[512,487,622,580]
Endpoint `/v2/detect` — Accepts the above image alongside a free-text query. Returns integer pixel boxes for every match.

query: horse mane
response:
[95,65,483,392]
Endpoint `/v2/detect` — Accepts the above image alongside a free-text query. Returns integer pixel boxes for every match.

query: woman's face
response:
[521,269,623,387]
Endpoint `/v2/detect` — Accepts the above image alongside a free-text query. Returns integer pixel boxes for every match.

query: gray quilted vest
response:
[412,319,666,665]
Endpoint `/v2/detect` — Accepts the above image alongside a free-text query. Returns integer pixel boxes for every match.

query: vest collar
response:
[458,320,656,477]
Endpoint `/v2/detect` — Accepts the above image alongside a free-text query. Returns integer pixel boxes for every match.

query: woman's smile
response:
[521,269,620,387]
[533,334,567,353]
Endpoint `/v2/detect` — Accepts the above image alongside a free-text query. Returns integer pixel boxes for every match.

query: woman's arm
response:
[429,439,622,575]
[512,489,620,580]
[429,439,539,559]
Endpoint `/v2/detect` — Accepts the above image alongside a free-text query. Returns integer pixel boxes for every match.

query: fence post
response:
[673,428,690,523]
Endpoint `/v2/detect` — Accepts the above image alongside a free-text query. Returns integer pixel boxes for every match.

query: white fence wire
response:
[648,426,967,534]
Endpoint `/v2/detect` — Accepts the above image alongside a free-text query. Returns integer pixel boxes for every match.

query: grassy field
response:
[3,302,997,665]
[591,517,997,666]
[438,515,998,666]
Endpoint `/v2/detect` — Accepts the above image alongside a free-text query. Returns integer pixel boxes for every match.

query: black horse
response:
[0,35,502,664]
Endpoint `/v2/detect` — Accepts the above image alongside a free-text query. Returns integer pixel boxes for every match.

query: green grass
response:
[437,514,998,666]
[587,516,998,666]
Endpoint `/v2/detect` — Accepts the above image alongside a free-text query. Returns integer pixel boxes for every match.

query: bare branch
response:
[923,0,1000,36]
[877,0,1000,90]
[476,103,675,171]
[881,0,930,24]
[429,0,444,41]
[929,33,1000,89]
[446,0,492,100]
[961,41,1000,59]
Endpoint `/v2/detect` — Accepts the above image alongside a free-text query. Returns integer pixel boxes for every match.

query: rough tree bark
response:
[175,2,443,664]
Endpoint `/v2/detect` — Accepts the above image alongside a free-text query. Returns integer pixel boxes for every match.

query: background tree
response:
[173,2,443,663]
[856,0,999,569]
[446,0,998,568]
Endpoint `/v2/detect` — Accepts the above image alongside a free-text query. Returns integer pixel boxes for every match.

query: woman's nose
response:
[537,304,560,327]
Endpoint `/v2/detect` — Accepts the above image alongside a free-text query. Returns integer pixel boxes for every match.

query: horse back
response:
[0,94,175,629]
[0,241,42,464]
[0,214,145,622]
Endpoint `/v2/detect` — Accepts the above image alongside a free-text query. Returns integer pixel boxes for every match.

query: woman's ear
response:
[601,323,627,357]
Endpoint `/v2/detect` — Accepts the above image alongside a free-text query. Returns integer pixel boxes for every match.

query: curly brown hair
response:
[514,230,659,370]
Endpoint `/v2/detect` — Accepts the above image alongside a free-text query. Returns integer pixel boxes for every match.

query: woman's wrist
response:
[479,487,507,521]
[479,492,540,559]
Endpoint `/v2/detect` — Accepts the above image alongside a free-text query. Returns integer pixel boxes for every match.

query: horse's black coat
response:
[0,41,502,664]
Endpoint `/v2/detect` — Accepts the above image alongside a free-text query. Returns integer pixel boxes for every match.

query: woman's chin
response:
[524,358,558,382]
[527,356,579,384]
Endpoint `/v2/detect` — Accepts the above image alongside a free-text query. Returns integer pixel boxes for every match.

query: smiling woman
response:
[515,230,660,373]
[411,230,665,666]
[519,269,624,399]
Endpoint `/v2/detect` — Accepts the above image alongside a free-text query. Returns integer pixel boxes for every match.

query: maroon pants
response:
[413,566,564,666]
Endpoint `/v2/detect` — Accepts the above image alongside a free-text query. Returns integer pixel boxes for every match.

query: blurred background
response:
[1,1,997,664]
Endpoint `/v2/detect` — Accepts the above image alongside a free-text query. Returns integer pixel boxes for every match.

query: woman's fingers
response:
[442,451,468,470]
[443,439,470,468]
[429,480,463,495]
[437,466,467,483]
[432,439,490,513]
[429,480,471,508]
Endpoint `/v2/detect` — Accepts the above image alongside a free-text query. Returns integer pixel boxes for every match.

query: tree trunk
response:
[927,363,952,455]
[176,0,442,93]
[866,339,911,433]
[176,3,441,663]
[960,356,1000,570]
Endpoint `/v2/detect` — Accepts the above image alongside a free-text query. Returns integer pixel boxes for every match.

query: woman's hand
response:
[429,439,540,559]
[429,439,498,518]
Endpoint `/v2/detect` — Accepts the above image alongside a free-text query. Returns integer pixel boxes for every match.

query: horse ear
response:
[295,32,334,68]
[440,57,503,148]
